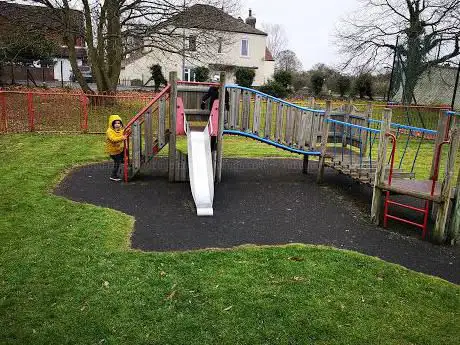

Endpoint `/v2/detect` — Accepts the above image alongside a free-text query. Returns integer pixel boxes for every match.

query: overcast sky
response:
[240,0,360,70]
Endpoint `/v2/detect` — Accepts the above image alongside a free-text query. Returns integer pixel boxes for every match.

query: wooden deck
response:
[324,147,415,185]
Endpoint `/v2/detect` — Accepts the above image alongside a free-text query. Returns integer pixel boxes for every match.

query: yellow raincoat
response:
[105,115,125,155]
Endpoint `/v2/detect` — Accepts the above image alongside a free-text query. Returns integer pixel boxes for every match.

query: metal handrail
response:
[225,84,325,114]
[326,118,380,133]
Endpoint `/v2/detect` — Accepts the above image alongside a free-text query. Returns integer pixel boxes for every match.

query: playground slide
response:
[186,123,214,216]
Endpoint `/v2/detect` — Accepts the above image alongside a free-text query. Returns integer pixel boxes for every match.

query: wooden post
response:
[158,97,166,147]
[430,109,449,179]
[144,109,153,159]
[371,108,392,225]
[168,71,178,182]
[132,121,141,176]
[448,167,460,244]
[342,99,352,147]
[303,155,309,174]
[316,100,332,183]
[216,72,226,183]
[362,102,373,156]
[433,127,459,243]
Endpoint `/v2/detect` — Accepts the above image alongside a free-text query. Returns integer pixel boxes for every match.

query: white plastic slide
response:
[186,122,215,216]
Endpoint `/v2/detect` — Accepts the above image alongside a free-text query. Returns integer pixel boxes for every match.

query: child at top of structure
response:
[106,114,126,181]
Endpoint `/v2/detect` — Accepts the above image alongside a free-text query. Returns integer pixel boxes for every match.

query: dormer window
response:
[241,38,249,57]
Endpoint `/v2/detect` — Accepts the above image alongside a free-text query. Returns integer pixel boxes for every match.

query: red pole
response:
[27,92,34,131]
[80,94,89,132]
[123,137,129,182]
[0,90,7,133]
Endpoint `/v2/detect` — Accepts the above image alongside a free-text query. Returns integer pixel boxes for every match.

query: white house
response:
[119,5,275,87]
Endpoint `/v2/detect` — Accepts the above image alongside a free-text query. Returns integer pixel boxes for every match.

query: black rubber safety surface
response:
[55,158,459,284]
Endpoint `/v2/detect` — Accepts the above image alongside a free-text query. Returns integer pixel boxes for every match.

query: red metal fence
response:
[0,91,156,134]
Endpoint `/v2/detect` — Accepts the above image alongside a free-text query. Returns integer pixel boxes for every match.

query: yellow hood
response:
[107,114,123,129]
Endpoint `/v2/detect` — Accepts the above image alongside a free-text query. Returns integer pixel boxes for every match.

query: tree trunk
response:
[402,13,424,105]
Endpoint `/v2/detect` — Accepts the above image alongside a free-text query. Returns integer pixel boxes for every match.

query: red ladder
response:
[382,132,450,239]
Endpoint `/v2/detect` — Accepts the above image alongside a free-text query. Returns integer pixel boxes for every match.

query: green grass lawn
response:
[1,134,459,345]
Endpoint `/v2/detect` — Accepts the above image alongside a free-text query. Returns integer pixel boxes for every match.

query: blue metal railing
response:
[225,84,325,114]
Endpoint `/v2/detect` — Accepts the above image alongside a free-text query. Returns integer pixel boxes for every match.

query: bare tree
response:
[337,0,460,104]
[276,49,302,72]
[261,23,288,60]
[28,0,241,93]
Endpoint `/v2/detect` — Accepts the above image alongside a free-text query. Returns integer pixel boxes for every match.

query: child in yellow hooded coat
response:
[106,115,126,181]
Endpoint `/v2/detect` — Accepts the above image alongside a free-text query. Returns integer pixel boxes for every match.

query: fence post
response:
[0,90,6,133]
[371,108,392,224]
[216,71,226,183]
[168,71,178,182]
[80,94,88,132]
[433,127,459,244]
[27,92,35,132]
[316,100,332,183]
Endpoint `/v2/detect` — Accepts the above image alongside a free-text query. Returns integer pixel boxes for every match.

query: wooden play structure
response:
[122,72,459,244]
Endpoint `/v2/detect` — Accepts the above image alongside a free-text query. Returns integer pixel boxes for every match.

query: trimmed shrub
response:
[235,67,255,87]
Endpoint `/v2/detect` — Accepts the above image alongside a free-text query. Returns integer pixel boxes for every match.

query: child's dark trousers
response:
[110,152,124,178]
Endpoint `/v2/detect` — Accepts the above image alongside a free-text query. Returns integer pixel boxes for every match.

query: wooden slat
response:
[264,98,272,138]
[242,91,250,131]
[311,113,320,149]
[228,88,237,129]
[293,108,302,147]
[297,111,308,150]
[168,72,178,182]
[181,151,188,181]
[285,106,295,145]
[132,120,141,175]
[158,96,166,147]
[275,103,283,142]
[253,94,261,135]
[144,109,153,159]
[216,72,226,183]
[303,111,313,148]
[184,109,209,115]
[316,101,332,183]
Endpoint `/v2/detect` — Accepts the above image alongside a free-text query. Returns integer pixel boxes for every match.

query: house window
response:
[188,36,197,51]
[218,38,223,54]
[183,68,195,82]
[241,38,249,57]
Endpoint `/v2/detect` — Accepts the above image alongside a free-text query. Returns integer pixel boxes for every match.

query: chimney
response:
[245,9,256,28]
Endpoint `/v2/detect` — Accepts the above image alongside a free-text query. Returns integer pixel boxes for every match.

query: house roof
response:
[265,48,274,61]
[0,1,84,35]
[167,4,267,36]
